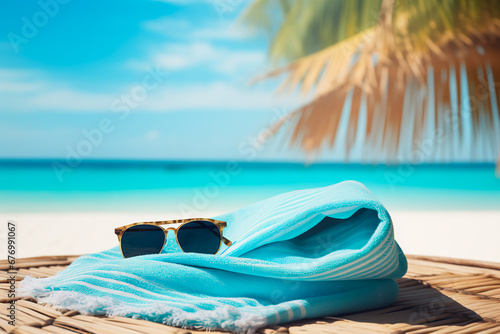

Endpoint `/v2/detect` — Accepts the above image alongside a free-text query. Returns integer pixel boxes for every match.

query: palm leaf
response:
[240,0,500,164]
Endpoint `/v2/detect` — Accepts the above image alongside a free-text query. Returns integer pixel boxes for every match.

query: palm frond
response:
[239,0,384,64]
[241,0,500,163]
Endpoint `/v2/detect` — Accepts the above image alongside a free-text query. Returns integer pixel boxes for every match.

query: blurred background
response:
[0,0,499,261]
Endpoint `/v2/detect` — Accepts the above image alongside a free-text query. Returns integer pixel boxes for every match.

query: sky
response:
[1,1,496,164]
[0,0,310,161]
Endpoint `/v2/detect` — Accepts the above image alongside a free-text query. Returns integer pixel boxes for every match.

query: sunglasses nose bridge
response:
[164,227,177,236]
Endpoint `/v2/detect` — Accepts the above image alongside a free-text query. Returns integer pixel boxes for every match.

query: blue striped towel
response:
[20,181,407,333]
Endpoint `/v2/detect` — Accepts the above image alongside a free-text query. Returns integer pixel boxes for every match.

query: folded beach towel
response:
[21,180,407,333]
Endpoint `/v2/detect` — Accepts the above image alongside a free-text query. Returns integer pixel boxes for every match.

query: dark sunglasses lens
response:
[121,225,165,258]
[177,221,221,254]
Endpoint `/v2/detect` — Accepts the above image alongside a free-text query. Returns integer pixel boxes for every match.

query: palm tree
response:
[239,0,500,168]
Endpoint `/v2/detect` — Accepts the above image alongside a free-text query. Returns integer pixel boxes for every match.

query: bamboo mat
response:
[1,255,499,334]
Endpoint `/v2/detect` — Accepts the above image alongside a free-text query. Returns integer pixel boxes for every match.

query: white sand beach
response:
[1,210,499,263]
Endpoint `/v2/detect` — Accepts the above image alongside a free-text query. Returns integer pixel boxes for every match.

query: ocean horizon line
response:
[0,158,496,169]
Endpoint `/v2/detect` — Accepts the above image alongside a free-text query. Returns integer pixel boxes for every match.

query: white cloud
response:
[0,41,292,114]
[157,42,219,69]
[155,54,192,69]
[0,68,35,79]
[0,68,115,112]
[0,82,45,93]
[0,88,114,112]
[213,50,264,74]
[137,15,266,76]
[190,26,244,40]
[140,81,305,111]
[0,69,50,93]
[128,41,266,76]
[28,89,114,111]
[0,69,305,112]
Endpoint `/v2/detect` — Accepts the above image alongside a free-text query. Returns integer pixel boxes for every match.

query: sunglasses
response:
[114,218,232,258]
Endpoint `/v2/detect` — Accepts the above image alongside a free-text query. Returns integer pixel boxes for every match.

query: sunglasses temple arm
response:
[221,236,233,247]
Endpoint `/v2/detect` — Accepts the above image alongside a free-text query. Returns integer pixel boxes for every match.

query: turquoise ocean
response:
[1,160,500,214]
